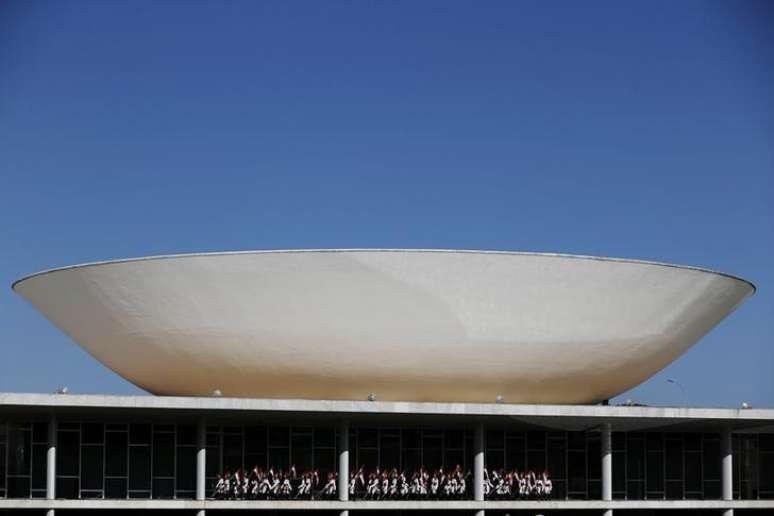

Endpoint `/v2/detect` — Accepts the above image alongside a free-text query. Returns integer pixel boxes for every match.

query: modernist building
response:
[2,250,772,516]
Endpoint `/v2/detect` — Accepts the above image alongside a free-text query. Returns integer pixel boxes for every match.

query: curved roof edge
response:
[11,248,757,295]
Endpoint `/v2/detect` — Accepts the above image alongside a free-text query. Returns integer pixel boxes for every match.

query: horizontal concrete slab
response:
[1,393,773,432]
[2,392,774,419]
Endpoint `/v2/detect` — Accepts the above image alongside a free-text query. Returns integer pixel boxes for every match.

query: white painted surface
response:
[13,250,754,403]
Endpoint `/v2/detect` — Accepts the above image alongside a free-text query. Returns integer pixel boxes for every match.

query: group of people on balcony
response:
[212,464,552,501]
[213,466,338,500]
[351,465,469,499]
[484,468,553,499]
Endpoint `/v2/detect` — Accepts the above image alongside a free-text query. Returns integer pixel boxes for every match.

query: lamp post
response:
[666,378,687,407]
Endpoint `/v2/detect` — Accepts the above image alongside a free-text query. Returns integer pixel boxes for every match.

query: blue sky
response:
[1,0,772,407]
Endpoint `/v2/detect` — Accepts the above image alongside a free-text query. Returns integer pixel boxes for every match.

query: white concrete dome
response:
[12,250,754,404]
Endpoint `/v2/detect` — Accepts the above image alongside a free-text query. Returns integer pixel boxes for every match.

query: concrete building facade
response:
[0,394,772,515]
[4,250,771,515]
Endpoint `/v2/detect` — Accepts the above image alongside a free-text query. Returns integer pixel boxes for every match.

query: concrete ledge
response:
[1,392,773,422]
[1,498,773,510]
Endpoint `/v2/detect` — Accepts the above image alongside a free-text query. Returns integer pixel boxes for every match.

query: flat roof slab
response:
[1,393,772,432]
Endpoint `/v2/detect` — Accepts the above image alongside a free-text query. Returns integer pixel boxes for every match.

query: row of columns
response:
[468,423,735,516]
[596,424,735,516]
[40,416,736,516]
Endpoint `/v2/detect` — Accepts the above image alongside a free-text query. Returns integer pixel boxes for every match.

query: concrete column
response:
[722,428,733,516]
[601,422,612,516]
[601,423,612,500]
[474,421,485,516]
[338,420,350,516]
[196,418,206,516]
[46,414,57,516]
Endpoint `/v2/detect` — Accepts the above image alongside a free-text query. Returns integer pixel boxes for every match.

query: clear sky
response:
[1,1,772,407]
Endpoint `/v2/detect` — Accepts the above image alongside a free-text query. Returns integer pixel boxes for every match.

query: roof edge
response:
[11,248,757,295]
[0,392,772,419]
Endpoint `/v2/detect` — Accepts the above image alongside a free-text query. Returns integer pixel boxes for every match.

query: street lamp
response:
[666,378,687,407]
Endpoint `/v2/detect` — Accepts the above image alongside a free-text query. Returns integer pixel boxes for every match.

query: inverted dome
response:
[12,250,754,404]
